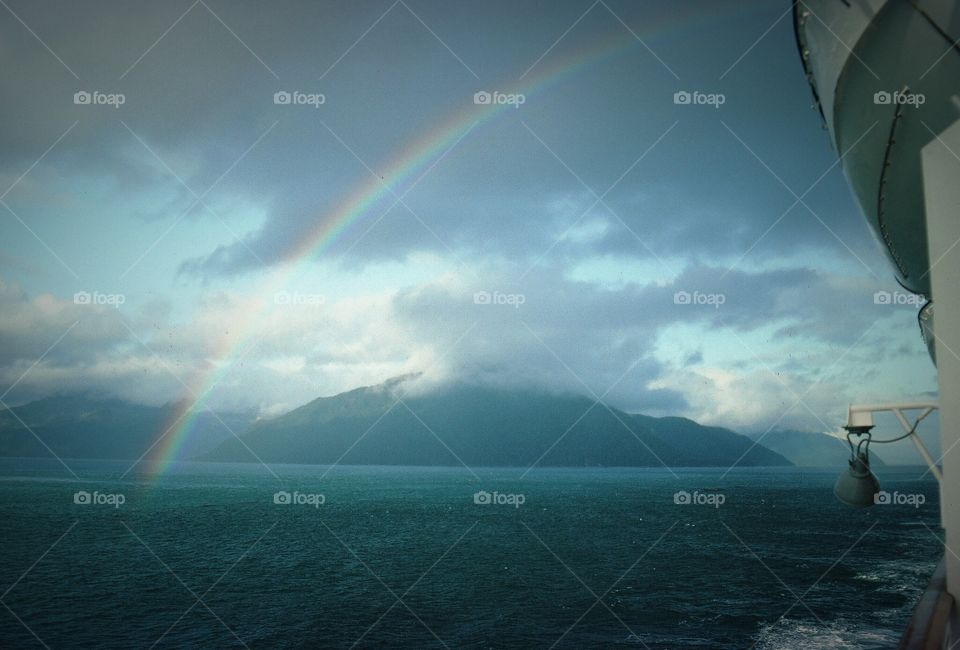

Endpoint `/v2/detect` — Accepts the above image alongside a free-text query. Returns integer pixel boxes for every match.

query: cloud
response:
[0,1,938,439]
[0,228,936,435]
[1,0,888,281]
[0,279,183,404]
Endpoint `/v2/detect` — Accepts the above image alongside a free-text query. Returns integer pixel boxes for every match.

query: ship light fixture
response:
[834,403,941,508]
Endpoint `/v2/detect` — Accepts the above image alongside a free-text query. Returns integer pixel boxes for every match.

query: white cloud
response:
[0,247,938,435]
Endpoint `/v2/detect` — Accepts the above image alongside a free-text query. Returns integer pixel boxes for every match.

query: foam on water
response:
[754,617,899,649]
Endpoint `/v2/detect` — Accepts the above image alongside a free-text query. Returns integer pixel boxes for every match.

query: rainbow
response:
[143,6,735,475]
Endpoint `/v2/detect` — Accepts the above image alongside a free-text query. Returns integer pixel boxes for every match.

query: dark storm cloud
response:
[2,0,931,429]
[385,261,887,413]
[2,0,886,281]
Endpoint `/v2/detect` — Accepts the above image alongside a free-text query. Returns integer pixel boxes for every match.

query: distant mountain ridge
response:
[0,395,252,462]
[0,379,793,468]
[203,377,791,468]
[747,429,886,467]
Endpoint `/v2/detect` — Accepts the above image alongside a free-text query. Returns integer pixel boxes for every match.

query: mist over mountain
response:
[204,376,790,468]
[750,429,891,467]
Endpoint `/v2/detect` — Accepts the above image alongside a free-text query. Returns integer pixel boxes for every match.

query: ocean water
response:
[0,459,942,649]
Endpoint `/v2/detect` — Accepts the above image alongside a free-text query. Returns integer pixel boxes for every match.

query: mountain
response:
[204,377,791,468]
[0,395,254,461]
[748,429,886,467]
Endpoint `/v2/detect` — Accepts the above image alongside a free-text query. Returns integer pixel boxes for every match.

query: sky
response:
[0,0,940,453]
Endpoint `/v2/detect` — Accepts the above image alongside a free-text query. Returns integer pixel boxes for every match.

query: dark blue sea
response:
[0,460,942,648]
